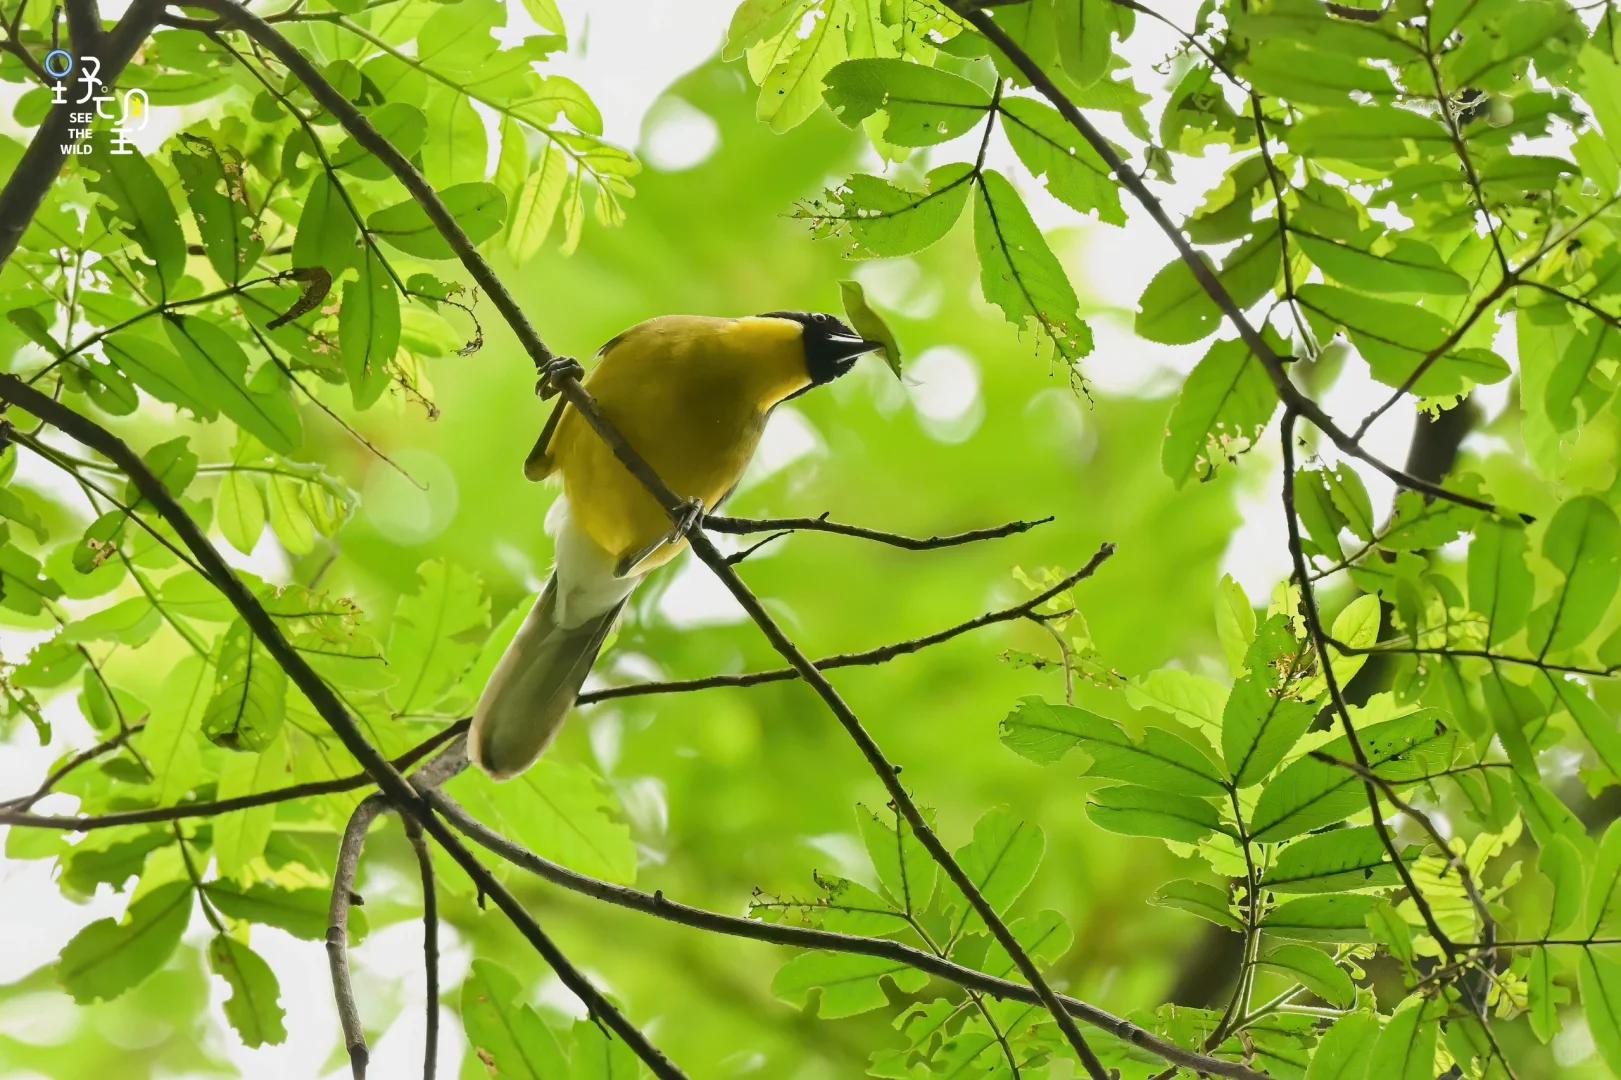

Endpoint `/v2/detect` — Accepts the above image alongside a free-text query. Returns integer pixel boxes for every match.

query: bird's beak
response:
[825,332,886,364]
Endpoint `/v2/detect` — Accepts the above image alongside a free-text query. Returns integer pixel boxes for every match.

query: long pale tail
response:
[467,576,625,780]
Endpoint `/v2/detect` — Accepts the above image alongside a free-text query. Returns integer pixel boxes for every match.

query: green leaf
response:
[1540,833,1585,938]
[1223,614,1316,787]
[1513,770,1590,851]
[1547,320,1621,431]
[339,247,400,410]
[1530,946,1566,1043]
[57,881,193,1003]
[202,620,288,753]
[1260,826,1416,893]
[1000,96,1124,224]
[1086,784,1229,842]
[386,558,490,715]
[855,804,935,917]
[1468,518,1534,647]
[103,333,215,418]
[208,934,286,1048]
[1583,948,1621,1078]
[1000,696,1226,795]
[1304,1012,1379,1080]
[1056,0,1126,89]
[823,58,991,147]
[163,315,302,455]
[952,806,1043,918]
[723,0,801,60]
[1527,495,1621,655]
[451,758,636,883]
[1149,879,1241,930]
[1288,105,1451,164]
[290,173,358,277]
[1136,223,1280,346]
[1259,894,1382,942]
[217,472,266,555]
[60,597,162,647]
[974,169,1090,361]
[755,6,847,133]
[213,735,290,878]
[1258,944,1355,1007]
[1553,678,1621,793]
[1161,338,1278,487]
[839,279,902,377]
[87,139,186,295]
[1292,229,1468,295]
[422,84,488,188]
[506,141,569,264]
[570,1017,641,1079]
[815,164,975,258]
[1216,574,1257,678]
[202,882,329,941]
[1366,995,1441,1080]
[772,950,928,1018]
[173,137,264,285]
[1296,284,1509,395]
[461,958,569,1079]
[1250,712,1456,842]
[369,183,507,260]
[1241,40,1397,106]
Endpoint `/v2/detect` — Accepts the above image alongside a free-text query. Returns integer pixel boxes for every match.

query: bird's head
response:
[759,310,884,387]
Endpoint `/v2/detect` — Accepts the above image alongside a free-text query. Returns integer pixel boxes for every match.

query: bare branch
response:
[579,546,1116,703]
[424,788,1270,1080]
[703,512,1052,550]
[328,795,388,1080]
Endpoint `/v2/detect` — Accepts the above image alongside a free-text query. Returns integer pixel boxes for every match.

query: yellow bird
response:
[467,311,882,779]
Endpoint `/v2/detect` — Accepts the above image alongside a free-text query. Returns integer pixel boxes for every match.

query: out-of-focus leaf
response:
[57,881,193,1003]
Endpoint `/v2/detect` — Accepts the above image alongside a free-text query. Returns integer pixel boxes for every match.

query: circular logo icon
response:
[43,49,73,78]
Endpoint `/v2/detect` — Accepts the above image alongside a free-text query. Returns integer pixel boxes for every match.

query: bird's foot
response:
[535,356,584,399]
[668,497,705,541]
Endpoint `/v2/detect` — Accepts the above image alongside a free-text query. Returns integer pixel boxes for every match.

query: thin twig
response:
[579,549,1115,703]
[703,512,1052,551]
[0,723,143,810]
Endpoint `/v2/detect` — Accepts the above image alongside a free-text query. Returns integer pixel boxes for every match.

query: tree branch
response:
[404,816,440,1080]
[328,795,387,1080]
[578,546,1115,703]
[0,0,159,270]
[0,722,464,831]
[423,788,1269,1080]
[544,368,1116,1080]
[0,374,689,1080]
[701,512,1052,551]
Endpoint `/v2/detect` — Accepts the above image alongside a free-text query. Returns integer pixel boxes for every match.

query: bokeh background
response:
[0,1,1594,1077]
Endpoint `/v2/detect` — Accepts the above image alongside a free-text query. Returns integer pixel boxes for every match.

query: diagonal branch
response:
[954,4,1502,518]
[424,788,1269,1080]
[0,374,690,1080]
[545,368,1116,1080]
[0,723,143,811]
